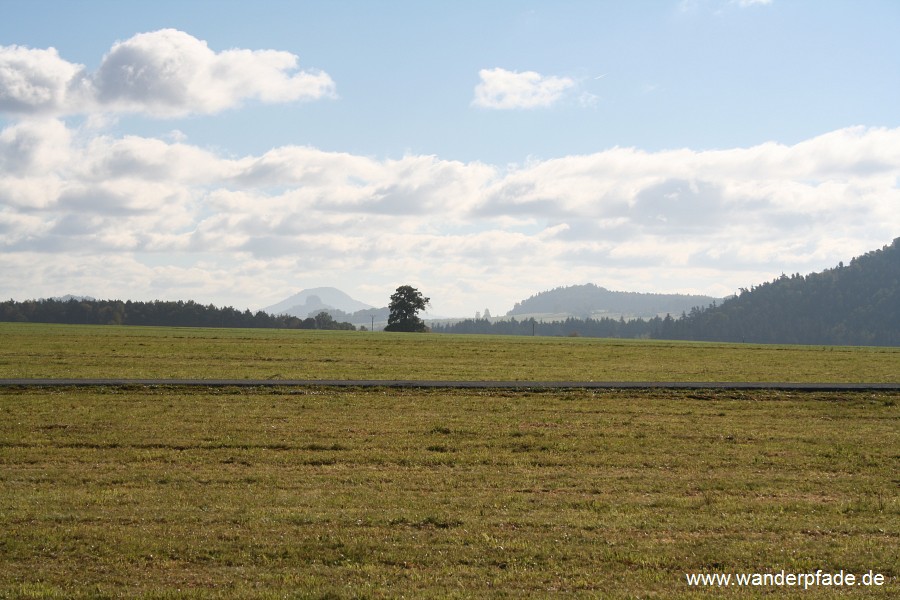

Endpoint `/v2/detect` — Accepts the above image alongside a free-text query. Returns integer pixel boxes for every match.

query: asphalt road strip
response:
[0,379,897,390]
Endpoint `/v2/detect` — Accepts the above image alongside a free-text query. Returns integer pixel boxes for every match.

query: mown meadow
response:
[0,386,897,598]
[2,322,898,382]
[0,323,897,597]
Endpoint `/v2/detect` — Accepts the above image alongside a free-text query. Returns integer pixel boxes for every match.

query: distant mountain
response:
[660,238,900,346]
[48,295,96,302]
[262,287,374,318]
[507,284,720,320]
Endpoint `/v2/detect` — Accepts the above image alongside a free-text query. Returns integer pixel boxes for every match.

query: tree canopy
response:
[384,285,430,332]
[0,299,356,331]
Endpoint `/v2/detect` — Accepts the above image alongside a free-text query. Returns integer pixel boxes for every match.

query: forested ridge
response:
[660,237,899,345]
[507,283,718,318]
[434,238,900,346]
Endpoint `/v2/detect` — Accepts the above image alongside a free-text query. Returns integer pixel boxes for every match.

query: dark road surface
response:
[1,379,897,390]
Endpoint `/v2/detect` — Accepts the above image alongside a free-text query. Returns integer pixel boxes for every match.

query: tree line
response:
[430,315,665,338]
[0,298,356,330]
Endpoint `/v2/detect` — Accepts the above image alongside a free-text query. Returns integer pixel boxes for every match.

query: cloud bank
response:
[2,116,897,314]
[2,27,894,315]
[0,29,335,117]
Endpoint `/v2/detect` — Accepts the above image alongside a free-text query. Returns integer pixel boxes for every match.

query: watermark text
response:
[685,569,887,589]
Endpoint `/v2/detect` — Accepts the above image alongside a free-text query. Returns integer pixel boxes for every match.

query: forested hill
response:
[507,283,719,319]
[434,239,900,346]
[659,238,900,346]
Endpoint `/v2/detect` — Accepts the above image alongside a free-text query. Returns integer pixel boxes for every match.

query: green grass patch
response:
[0,386,897,597]
[2,322,898,382]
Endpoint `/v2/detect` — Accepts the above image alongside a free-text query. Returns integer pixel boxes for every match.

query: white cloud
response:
[0,118,73,174]
[472,68,576,109]
[1,119,897,315]
[0,29,335,118]
[0,46,85,114]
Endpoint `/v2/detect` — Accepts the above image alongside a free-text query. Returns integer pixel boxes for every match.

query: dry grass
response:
[2,322,898,382]
[1,385,897,598]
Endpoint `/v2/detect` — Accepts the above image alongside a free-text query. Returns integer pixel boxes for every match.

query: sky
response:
[1,0,898,317]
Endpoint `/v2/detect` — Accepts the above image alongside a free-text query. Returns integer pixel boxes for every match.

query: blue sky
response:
[1,0,898,316]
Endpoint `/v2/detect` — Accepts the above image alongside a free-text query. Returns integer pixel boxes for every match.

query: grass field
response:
[0,385,897,598]
[1,323,897,597]
[2,322,898,382]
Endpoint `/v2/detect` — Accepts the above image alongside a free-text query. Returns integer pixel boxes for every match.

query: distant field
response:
[2,322,898,382]
[0,385,896,598]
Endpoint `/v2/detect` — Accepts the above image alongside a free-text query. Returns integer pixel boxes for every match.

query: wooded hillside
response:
[659,238,899,345]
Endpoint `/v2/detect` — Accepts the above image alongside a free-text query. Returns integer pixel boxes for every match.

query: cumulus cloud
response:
[472,68,576,109]
[0,29,335,117]
[0,118,72,174]
[0,46,86,114]
[1,118,897,314]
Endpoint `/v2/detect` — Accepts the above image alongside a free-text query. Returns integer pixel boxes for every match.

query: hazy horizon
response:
[2,1,898,316]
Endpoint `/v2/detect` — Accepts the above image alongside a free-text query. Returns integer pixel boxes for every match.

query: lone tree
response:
[384,285,430,332]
